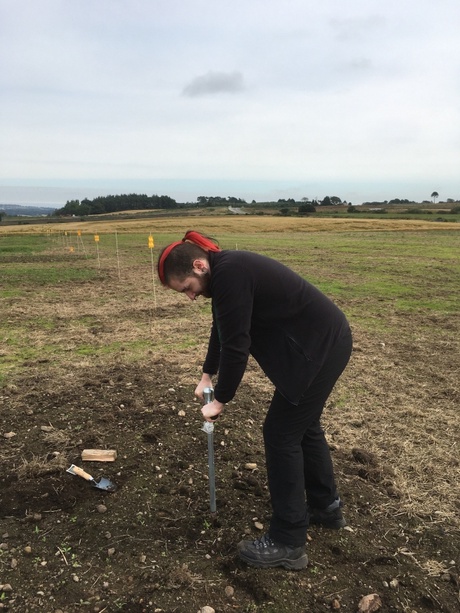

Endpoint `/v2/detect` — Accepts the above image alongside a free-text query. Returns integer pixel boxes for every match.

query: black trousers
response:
[263,330,353,547]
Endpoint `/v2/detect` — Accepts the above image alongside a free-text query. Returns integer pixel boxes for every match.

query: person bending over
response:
[157,230,352,570]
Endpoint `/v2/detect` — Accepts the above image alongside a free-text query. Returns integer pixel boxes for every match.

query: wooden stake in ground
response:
[115,231,121,280]
[77,230,87,257]
[94,233,101,269]
[149,234,157,309]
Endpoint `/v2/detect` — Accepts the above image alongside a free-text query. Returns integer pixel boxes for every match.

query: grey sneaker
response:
[237,533,308,570]
[308,499,346,529]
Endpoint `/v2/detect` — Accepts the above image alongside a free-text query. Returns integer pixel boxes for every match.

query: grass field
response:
[0,217,459,612]
[1,211,459,235]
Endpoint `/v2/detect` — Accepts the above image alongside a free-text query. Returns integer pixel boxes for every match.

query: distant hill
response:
[0,204,57,217]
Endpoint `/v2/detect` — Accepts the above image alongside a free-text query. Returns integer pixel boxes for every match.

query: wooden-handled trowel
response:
[66,464,117,492]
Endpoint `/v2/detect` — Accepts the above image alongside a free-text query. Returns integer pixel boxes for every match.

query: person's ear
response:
[192,258,207,273]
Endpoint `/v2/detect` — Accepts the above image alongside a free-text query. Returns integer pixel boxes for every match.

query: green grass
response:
[0,233,53,254]
[1,229,459,384]
[1,265,98,286]
[24,317,57,331]
[0,289,24,298]
[224,230,459,313]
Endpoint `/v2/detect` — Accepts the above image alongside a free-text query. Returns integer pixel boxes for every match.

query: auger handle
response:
[203,386,214,403]
[203,386,219,420]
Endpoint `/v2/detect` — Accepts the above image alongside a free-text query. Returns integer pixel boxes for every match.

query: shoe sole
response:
[238,552,309,570]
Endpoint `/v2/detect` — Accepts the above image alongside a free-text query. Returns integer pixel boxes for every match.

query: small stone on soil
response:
[357,593,382,613]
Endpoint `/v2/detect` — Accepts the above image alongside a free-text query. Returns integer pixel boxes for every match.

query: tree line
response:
[197,196,247,206]
[51,191,460,219]
[54,193,177,217]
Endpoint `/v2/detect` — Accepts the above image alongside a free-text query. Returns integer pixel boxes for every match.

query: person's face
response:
[168,259,211,301]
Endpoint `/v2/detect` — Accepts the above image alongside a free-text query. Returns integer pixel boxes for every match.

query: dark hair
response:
[158,242,208,284]
[157,230,221,285]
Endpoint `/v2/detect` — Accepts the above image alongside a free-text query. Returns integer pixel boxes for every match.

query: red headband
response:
[158,230,221,285]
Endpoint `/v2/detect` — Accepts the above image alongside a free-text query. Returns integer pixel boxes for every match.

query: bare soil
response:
[1,240,459,613]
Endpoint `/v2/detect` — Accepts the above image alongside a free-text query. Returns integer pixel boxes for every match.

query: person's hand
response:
[202,399,224,422]
[194,374,213,400]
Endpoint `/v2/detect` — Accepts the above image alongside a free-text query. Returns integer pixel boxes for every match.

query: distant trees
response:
[277,198,297,205]
[197,196,246,206]
[318,196,342,206]
[276,195,345,211]
[54,193,178,216]
[59,200,82,216]
[298,203,316,214]
[431,191,439,203]
[388,198,411,204]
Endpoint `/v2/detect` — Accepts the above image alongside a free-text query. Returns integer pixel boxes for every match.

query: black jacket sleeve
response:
[202,320,220,375]
[204,257,253,403]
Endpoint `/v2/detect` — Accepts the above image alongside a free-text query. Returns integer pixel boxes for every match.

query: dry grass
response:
[1,215,459,236]
[1,222,459,532]
[16,453,69,480]
[2,221,460,613]
[324,323,460,525]
[41,429,74,449]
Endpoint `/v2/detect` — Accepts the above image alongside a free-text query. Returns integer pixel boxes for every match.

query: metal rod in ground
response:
[206,425,216,514]
[202,387,216,515]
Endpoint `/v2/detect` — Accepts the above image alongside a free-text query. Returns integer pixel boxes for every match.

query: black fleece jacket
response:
[202,250,351,405]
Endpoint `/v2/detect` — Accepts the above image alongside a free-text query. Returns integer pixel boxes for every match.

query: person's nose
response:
[185,290,196,301]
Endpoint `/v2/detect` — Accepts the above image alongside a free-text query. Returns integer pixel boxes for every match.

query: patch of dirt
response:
[1,234,459,612]
[1,356,459,613]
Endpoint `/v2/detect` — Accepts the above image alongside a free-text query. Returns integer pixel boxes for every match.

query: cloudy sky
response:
[1,0,459,206]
